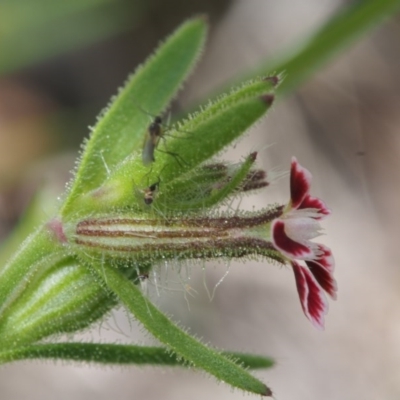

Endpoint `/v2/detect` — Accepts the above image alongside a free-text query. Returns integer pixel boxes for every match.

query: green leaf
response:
[252,0,400,96]
[85,259,272,396]
[150,80,277,183]
[76,78,277,215]
[62,17,208,217]
[0,342,274,370]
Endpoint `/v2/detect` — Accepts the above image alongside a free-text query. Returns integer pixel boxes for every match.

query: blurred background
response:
[0,0,400,399]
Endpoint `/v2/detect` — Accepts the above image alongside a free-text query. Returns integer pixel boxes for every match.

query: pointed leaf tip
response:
[260,94,275,106]
[249,151,258,162]
[263,385,273,397]
[263,75,280,87]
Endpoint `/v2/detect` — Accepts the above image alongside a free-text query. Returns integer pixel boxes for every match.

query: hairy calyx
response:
[70,207,285,263]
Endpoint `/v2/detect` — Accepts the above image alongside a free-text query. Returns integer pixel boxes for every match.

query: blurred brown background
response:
[0,1,400,399]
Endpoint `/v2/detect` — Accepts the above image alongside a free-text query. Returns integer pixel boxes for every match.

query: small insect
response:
[141,114,188,167]
[136,272,150,297]
[143,181,159,205]
[142,116,163,165]
[138,272,149,281]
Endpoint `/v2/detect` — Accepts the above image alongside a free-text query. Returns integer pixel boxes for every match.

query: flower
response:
[69,153,336,330]
[271,157,336,330]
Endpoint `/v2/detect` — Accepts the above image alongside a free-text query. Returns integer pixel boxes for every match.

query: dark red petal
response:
[272,220,312,258]
[306,258,337,300]
[292,262,327,330]
[290,157,312,209]
[300,195,331,219]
